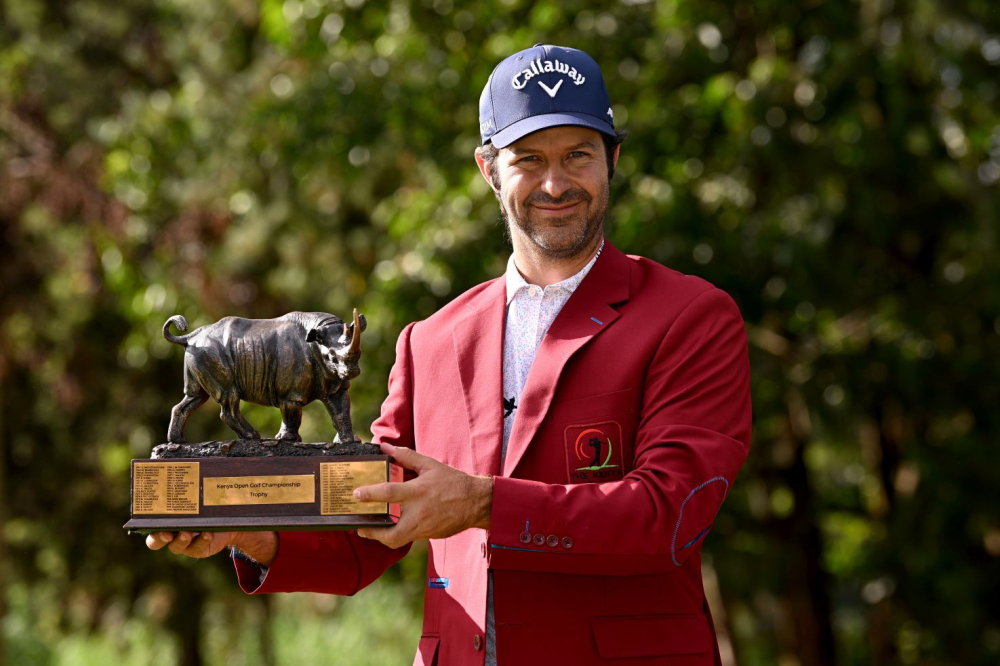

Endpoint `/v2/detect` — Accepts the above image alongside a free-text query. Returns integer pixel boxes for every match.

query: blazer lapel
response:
[501,242,632,477]
[453,278,506,476]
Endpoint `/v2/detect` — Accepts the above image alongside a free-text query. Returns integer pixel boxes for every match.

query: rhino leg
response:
[275,401,303,441]
[167,389,208,443]
[219,394,260,440]
[322,389,359,445]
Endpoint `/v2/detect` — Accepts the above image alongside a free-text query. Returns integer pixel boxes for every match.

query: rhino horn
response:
[348,308,362,354]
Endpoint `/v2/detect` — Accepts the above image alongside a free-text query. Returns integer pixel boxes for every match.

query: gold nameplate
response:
[320,461,387,515]
[203,474,315,506]
[132,462,200,515]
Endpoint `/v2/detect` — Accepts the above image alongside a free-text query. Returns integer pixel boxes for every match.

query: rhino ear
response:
[306,328,319,343]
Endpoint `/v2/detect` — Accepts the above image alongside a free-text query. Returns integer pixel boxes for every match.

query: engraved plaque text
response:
[133,462,200,515]
[320,461,387,515]
[203,474,315,506]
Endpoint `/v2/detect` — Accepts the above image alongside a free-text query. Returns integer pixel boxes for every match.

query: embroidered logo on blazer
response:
[565,421,625,483]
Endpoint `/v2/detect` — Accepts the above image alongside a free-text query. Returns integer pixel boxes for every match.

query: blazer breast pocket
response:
[550,388,637,484]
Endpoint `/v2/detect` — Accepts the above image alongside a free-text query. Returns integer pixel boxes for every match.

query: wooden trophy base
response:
[124,442,401,534]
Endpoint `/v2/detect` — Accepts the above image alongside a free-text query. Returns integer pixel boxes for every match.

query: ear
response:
[612,144,620,170]
[474,148,500,193]
[306,328,319,343]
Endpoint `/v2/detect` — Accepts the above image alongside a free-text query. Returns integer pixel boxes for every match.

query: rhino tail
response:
[163,315,191,345]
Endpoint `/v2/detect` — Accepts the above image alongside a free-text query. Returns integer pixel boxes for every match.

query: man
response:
[148,44,751,665]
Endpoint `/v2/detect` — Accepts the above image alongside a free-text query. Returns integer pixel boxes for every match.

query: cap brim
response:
[489,112,615,148]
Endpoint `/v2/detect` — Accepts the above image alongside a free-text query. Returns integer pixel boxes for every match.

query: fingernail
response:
[353,489,363,499]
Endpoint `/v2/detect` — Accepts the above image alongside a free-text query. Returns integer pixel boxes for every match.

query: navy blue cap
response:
[479,44,615,148]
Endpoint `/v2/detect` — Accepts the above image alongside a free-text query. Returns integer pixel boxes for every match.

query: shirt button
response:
[561,536,574,549]
[473,634,483,651]
[546,534,558,547]
[519,532,531,544]
[533,534,545,546]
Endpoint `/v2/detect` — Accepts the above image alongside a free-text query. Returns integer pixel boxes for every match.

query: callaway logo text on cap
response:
[479,44,616,148]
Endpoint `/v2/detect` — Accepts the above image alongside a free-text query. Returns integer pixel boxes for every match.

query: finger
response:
[356,527,396,544]
[354,481,411,503]
[186,531,217,558]
[379,443,436,474]
[146,532,174,551]
[167,531,197,555]
[357,525,408,550]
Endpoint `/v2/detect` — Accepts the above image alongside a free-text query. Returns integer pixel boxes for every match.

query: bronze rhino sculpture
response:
[163,310,366,445]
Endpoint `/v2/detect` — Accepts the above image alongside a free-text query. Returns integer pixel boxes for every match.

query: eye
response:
[568,150,591,159]
[517,155,540,164]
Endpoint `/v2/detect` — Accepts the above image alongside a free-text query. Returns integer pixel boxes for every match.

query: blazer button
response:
[533,534,545,546]
[546,534,558,547]
[561,536,574,549]
[473,634,482,651]
[519,532,531,544]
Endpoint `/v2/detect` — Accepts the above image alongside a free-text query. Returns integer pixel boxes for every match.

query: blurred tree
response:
[1,0,999,664]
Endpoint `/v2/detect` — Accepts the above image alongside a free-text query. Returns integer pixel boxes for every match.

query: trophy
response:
[124,310,401,533]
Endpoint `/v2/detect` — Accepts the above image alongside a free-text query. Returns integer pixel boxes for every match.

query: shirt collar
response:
[505,238,605,305]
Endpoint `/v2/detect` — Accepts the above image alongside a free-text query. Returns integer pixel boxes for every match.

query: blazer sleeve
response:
[233,323,418,595]
[488,288,751,575]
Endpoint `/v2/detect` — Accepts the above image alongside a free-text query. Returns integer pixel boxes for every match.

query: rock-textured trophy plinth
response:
[124,310,401,534]
[152,439,382,459]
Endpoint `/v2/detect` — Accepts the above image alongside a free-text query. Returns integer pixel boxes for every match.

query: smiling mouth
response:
[532,201,583,214]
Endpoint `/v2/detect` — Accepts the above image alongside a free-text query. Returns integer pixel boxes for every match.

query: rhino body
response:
[163,311,366,445]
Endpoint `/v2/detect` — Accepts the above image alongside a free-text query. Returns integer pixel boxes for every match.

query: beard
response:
[498,182,609,260]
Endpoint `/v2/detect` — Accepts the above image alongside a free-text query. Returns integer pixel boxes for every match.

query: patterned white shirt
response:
[486,239,604,665]
[500,240,604,462]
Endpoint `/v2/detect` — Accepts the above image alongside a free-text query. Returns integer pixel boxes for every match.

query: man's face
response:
[478,126,618,261]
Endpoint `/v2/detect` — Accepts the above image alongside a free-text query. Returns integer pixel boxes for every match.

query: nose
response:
[539,162,572,199]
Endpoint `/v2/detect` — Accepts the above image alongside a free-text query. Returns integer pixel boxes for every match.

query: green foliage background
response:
[2,0,999,664]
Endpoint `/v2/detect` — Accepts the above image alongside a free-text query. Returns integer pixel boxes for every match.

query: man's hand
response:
[145,530,278,567]
[355,443,493,549]
[145,531,234,558]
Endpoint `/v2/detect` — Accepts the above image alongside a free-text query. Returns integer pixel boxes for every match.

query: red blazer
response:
[234,241,752,666]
